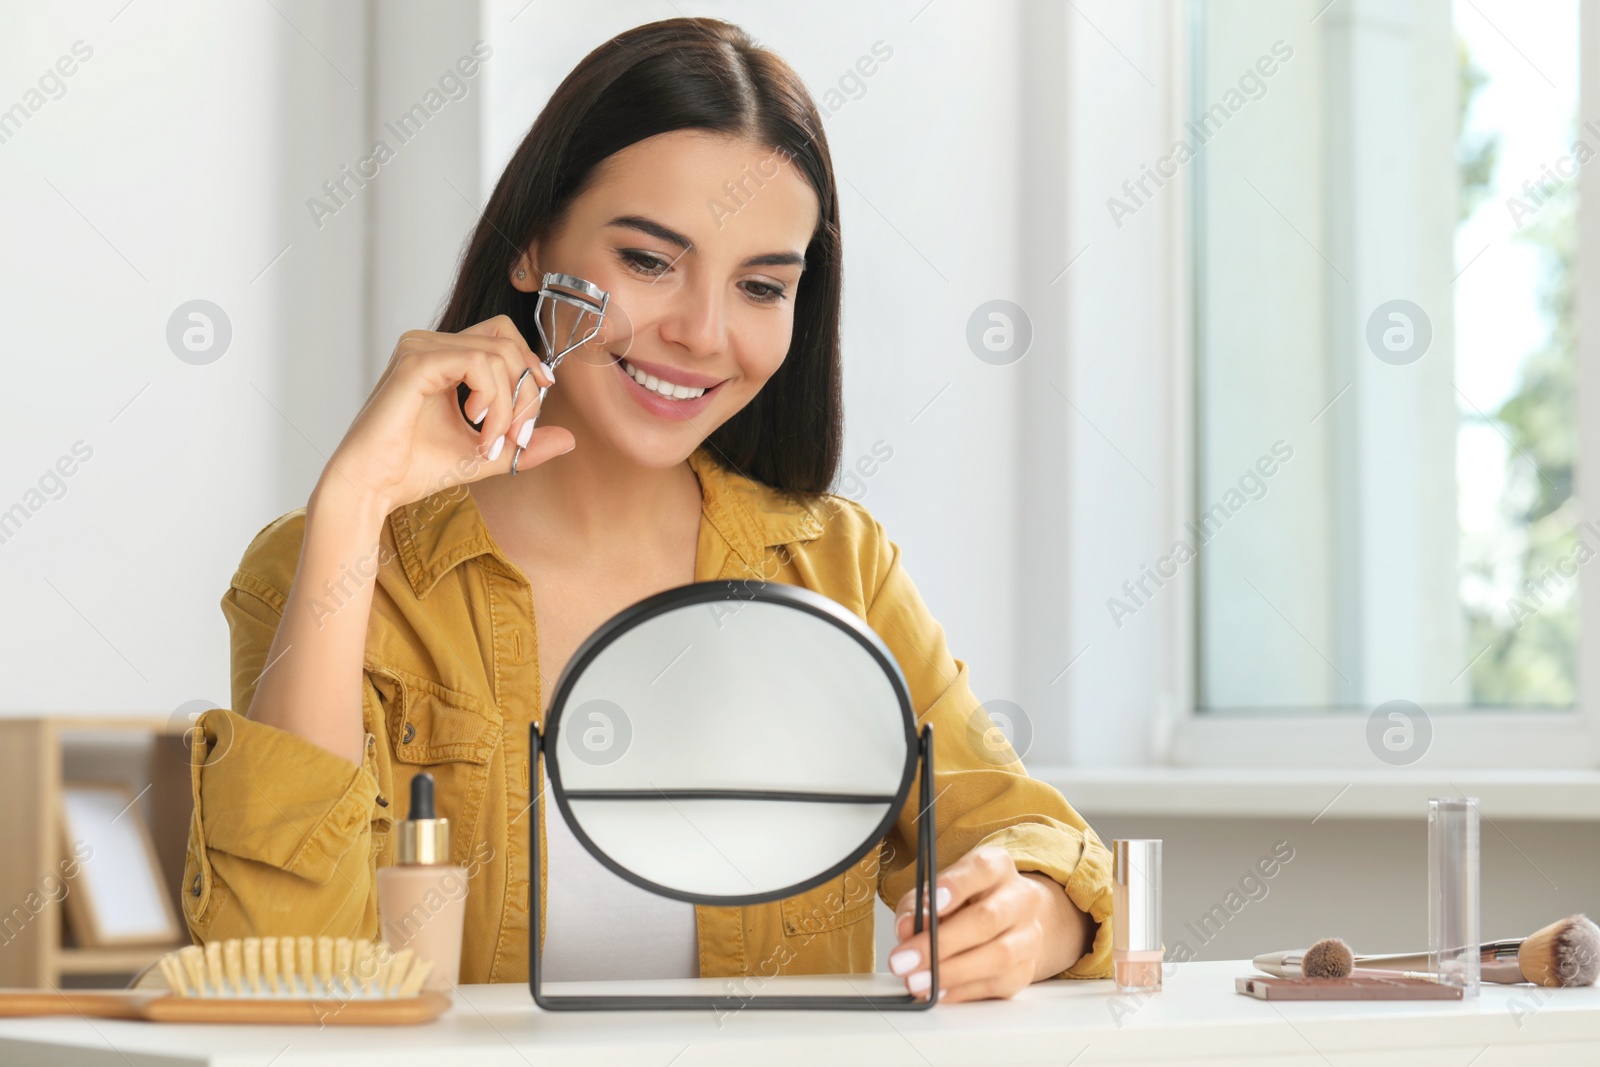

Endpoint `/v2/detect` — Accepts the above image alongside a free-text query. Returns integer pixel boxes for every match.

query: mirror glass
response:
[545,583,914,904]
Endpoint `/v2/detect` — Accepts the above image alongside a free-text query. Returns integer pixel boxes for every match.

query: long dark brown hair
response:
[436,17,842,496]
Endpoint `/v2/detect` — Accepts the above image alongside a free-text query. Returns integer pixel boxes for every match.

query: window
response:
[1190,0,1582,718]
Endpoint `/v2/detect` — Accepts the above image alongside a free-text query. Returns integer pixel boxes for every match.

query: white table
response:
[2,962,1596,1066]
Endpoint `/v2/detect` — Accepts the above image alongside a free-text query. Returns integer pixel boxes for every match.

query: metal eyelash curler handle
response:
[457,271,610,474]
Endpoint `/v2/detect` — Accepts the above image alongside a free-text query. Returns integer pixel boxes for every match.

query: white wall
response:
[0,1,368,718]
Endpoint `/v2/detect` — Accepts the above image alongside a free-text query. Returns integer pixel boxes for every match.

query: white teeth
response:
[621,359,707,400]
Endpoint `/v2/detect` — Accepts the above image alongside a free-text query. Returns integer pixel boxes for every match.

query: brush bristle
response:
[1302,937,1354,979]
[1520,914,1600,988]
[135,937,435,998]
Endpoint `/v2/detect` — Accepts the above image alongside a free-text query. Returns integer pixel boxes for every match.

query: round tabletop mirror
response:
[542,580,917,906]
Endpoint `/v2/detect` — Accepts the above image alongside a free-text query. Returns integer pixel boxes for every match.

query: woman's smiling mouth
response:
[611,353,727,418]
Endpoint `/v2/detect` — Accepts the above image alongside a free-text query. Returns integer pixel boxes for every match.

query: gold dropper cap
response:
[397,817,450,865]
[397,772,451,865]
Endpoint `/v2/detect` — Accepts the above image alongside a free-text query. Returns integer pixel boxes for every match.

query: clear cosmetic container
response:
[1428,796,1480,996]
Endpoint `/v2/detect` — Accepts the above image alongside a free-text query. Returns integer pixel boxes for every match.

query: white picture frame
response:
[58,781,181,947]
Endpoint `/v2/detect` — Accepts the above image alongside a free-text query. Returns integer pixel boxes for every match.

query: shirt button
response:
[191,873,202,897]
[401,723,415,744]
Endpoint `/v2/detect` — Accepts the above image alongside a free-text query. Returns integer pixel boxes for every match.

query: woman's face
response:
[513,129,821,468]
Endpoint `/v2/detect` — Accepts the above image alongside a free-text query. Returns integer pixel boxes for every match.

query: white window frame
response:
[1166,0,1600,769]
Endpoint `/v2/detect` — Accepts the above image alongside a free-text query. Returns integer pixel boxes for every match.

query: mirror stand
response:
[528,723,940,1012]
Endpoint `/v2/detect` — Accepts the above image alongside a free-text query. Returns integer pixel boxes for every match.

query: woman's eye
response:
[620,249,786,304]
[619,249,669,276]
[742,280,786,304]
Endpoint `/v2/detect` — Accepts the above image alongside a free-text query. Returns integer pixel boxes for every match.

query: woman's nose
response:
[656,280,727,358]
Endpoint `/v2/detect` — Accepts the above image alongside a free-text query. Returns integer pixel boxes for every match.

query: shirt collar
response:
[391,444,827,598]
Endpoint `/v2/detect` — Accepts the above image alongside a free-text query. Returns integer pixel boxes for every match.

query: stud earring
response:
[516,269,526,279]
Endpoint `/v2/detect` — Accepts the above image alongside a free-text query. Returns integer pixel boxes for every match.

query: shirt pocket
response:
[369,664,501,867]
[780,853,878,938]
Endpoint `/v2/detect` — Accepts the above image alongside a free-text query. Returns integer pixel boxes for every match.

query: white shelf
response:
[1032,766,1600,821]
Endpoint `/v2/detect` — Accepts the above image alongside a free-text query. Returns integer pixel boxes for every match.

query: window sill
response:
[1032,766,1600,821]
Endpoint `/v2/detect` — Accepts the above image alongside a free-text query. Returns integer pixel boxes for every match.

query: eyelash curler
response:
[457,272,611,474]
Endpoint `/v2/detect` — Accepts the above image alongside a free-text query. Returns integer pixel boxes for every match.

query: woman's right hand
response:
[324,314,576,512]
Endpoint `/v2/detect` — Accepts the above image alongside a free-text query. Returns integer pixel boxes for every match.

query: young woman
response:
[183,17,1113,1003]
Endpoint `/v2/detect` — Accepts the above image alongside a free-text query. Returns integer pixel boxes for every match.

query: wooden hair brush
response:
[0,936,449,1025]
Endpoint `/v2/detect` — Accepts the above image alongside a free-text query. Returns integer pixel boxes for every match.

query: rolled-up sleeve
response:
[195,709,379,882]
[863,515,1113,981]
[180,515,387,944]
[183,707,385,942]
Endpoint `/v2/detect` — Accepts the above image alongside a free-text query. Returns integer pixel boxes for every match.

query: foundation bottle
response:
[376,772,467,991]
[1112,838,1163,993]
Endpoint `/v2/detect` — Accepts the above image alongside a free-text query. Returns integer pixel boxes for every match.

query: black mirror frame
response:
[528,580,940,1012]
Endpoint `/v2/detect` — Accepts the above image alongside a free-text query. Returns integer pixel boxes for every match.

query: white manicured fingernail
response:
[907,970,931,994]
[471,406,489,424]
[516,420,535,449]
[487,435,505,461]
[888,950,919,976]
[542,360,556,383]
[935,887,951,913]
[937,988,947,1001]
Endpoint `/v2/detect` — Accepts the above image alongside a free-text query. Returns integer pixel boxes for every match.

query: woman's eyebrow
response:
[607,214,805,271]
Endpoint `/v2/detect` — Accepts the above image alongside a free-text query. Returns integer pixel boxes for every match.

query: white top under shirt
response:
[539,791,699,981]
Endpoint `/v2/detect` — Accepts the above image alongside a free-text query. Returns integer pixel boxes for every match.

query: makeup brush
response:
[1358,915,1600,988]
[1256,915,1600,987]
[1300,937,1354,978]
[1256,938,1434,982]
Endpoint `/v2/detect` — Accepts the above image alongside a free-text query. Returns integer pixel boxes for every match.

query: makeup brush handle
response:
[1349,967,1435,982]
[1354,952,1429,969]
[1360,938,1522,968]
[1251,952,1304,978]
[1356,954,1524,984]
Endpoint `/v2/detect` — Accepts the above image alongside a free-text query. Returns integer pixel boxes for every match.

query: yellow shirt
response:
[183,445,1115,983]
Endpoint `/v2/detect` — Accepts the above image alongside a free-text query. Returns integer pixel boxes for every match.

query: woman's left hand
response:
[887,845,1091,1003]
